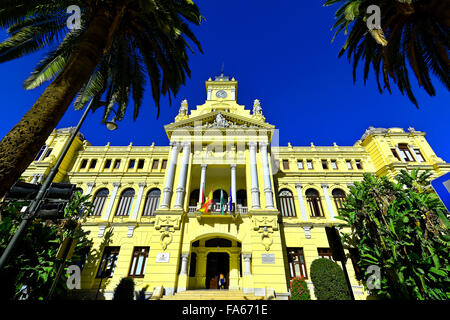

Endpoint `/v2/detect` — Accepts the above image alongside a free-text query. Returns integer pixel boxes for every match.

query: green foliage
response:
[0,191,93,300]
[337,169,450,299]
[0,0,204,120]
[113,277,135,301]
[310,258,351,300]
[324,0,449,108]
[290,276,311,300]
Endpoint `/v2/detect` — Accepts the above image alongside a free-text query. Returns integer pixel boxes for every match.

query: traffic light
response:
[37,183,76,220]
[5,181,76,220]
[5,181,40,200]
[325,226,346,262]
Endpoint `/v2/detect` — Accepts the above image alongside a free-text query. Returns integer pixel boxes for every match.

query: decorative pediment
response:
[165,110,274,134]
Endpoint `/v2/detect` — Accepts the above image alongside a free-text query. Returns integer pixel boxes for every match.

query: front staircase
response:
[160,289,265,300]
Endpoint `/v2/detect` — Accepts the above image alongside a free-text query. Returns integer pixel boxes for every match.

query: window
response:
[332,188,346,210]
[96,247,120,278]
[355,160,363,170]
[161,159,167,170]
[34,145,47,161]
[104,159,112,169]
[91,188,109,216]
[306,188,324,217]
[189,252,197,277]
[152,159,159,170]
[142,189,161,216]
[128,159,135,169]
[306,160,313,170]
[318,248,333,260]
[346,160,353,170]
[282,160,290,170]
[297,160,304,170]
[331,160,338,170]
[391,149,401,161]
[115,188,135,216]
[89,159,97,169]
[114,159,121,169]
[138,159,145,169]
[321,160,328,170]
[414,149,425,162]
[189,189,200,206]
[128,247,149,278]
[44,148,53,158]
[287,248,307,279]
[279,189,296,217]
[398,144,415,162]
[80,159,88,169]
[236,189,247,207]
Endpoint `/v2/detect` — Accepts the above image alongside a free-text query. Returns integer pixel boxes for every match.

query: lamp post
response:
[0,98,115,270]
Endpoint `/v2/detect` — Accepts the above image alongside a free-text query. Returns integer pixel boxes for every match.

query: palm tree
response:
[0,0,203,198]
[324,0,449,107]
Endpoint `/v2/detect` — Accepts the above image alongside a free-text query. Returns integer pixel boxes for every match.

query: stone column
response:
[175,142,191,209]
[295,183,308,221]
[230,164,237,207]
[131,182,146,220]
[160,142,181,209]
[31,174,38,184]
[321,183,336,220]
[179,253,189,276]
[86,182,96,195]
[198,164,207,204]
[37,174,44,184]
[104,182,121,220]
[259,142,274,209]
[248,142,260,209]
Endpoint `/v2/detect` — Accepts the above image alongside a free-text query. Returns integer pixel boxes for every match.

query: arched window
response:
[91,188,109,216]
[115,188,135,216]
[279,189,297,217]
[332,188,346,210]
[306,188,324,217]
[213,189,228,203]
[142,188,160,216]
[189,252,197,277]
[189,189,200,206]
[236,189,247,207]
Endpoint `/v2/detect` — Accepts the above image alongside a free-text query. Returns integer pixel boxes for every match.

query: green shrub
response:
[290,276,311,300]
[113,277,135,300]
[310,258,351,300]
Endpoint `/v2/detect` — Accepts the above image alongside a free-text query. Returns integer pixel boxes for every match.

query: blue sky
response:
[0,1,449,161]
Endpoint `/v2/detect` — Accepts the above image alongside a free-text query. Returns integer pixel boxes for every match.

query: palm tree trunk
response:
[0,8,117,198]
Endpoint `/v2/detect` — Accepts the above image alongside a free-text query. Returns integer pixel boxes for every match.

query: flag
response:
[199,188,213,213]
[229,187,233,213]
[220,187,225,215]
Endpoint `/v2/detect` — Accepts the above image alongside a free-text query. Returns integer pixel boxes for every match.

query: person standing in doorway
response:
[219,273,225,289]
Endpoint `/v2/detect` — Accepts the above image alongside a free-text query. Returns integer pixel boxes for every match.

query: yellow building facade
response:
[21,74,450,300]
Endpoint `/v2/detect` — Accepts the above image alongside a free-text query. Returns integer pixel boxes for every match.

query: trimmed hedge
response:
[310,258,351,300]
[290,276,311,300]
[113,277,135,300]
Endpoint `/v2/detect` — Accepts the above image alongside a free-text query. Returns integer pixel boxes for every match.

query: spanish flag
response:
[199,188,213,213]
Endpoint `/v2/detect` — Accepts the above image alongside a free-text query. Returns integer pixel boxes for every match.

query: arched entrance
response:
[187,236,242,290]
[206,252,229,289]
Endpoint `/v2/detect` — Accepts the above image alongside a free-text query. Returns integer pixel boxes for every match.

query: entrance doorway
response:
[206,252,229,289]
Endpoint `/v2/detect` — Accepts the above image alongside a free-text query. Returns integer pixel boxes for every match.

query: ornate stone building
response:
[21,73,450,299]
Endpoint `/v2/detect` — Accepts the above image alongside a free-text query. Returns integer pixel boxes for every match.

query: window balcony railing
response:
[187,204,248,214]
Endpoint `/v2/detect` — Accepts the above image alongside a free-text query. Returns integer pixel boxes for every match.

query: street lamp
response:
[0,97,111,270]
[105,108,119,131]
